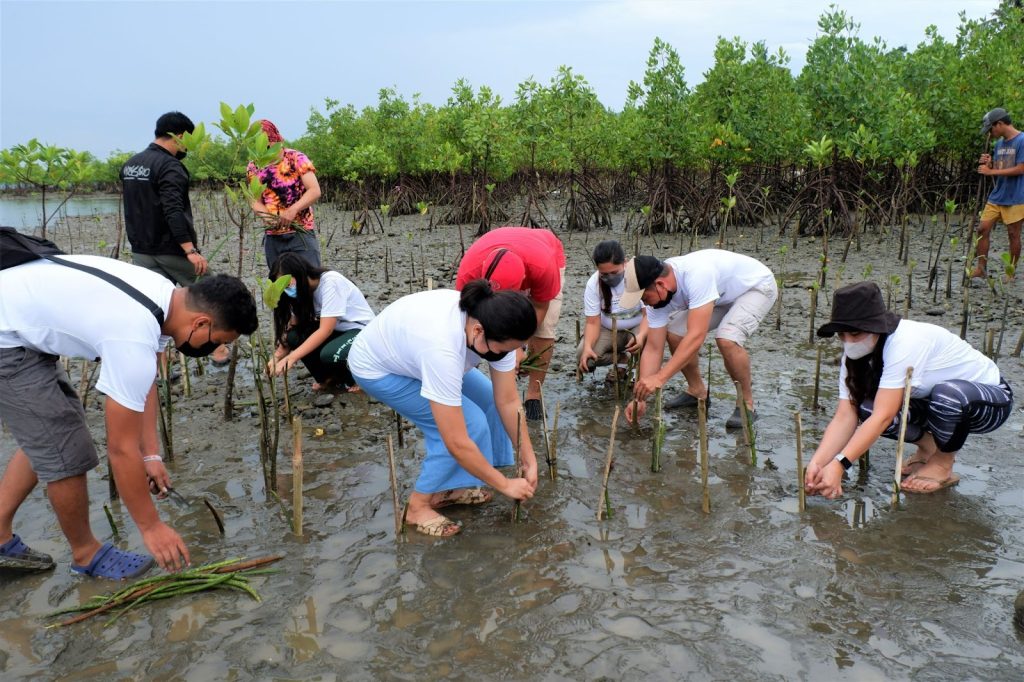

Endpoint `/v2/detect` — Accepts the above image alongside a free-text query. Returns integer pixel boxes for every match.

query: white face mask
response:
[843,334,879,360]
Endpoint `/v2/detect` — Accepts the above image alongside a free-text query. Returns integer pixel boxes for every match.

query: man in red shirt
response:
[456,227,566,420]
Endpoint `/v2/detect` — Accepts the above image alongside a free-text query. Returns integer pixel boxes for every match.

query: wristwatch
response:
[186,247,201,255]
[833,453,853,470]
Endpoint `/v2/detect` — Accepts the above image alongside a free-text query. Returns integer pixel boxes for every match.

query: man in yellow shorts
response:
[972,108,1023,279]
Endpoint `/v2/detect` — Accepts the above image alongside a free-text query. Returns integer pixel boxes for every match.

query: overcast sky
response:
[0,0,999,158]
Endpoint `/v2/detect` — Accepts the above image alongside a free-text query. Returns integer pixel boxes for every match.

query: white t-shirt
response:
[646,250,775,329]
[314,271,375,332]
[347,289,517,407]
[582,272,644,330]
[0,255,174,412]
[837,319,1001,400]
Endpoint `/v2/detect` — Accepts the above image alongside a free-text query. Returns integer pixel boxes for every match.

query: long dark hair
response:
[459,279,537,341]
[270,252,330,344]
[592,240,625,314]
[844,333,889,407]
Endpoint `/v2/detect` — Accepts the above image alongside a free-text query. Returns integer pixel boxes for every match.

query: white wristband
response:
[143,455,163,463]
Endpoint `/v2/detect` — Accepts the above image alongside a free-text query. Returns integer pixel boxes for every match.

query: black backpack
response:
[0,225,64,269]
[0,225,164,324]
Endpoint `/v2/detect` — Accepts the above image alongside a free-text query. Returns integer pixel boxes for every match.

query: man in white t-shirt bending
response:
[0,256,257,578]
[621,251,777,428]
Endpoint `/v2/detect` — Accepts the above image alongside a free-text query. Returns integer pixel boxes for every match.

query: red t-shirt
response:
[455,227,566,302]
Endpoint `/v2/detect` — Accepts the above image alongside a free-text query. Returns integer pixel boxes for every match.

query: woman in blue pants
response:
[347,280,539,536]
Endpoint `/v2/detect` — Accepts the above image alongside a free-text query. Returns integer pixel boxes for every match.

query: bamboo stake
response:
[512,409,524,522]
[699,397,710,514]
[549,402,560,481]
[538,384,552,473]
[651,388,665,472]
[103,503,119,538]
[292,415,303,537]
[611,317,620,399]
[794,411,805,512]
[426,276,434,291]
[1012,329,1024,358]
[596,406,620,521]
[736,381,756,466]
[386,434,402,537]
[891,366,915,508]
[394,410,404,449]
[575,319,582,384]
[812,345,822,411]
[179,353,191,398]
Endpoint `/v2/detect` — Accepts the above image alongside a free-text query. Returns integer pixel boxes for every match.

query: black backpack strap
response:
[45,255,165,325]
[484,248,508,280]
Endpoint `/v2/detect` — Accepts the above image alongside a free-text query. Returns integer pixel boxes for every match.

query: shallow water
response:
[2,206,1023,680]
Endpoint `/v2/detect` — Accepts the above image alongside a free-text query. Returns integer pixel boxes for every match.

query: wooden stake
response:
[699,397,710,514]
[179,353,191,398]
[812,345,822,411]
[386,434,402,537]
[1012,328,1024,358]
[735,380,755,466]
[611,317,620,399]
[292,415,303,537]
[651,388,665,472]
[549,402,560,481]
[512,409,524,522]
[597,406,620,521]
[426,276,434,291]
[891,366,914,508]
[394,410,404,448]
[794,411,805,512]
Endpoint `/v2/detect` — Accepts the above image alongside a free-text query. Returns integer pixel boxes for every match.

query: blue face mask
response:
[284,285,298,298]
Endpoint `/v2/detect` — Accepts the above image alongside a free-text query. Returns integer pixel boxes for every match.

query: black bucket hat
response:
[817,282,901,337]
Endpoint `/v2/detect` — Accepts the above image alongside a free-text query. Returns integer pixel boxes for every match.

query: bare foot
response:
[902,459,956,493]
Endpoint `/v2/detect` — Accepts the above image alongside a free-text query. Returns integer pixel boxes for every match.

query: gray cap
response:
[981,107,1009,135]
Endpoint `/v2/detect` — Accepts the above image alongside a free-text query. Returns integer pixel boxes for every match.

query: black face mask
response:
[651,287,675,309]
[175,150,187,161]
[176,324,218,358]
[599,272,624,287]
[468,333,510,362]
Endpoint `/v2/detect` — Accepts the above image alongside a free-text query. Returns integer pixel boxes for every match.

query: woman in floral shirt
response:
[248,119,322,271]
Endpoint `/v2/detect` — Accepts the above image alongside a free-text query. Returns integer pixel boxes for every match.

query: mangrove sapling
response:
[993,254,1016,359]
[596,406,620,522]
[891,367,915,509]
[651,388,665,473]
[103,503,119,538]
[394,410,404,449]
[292,415,303,537]
[794,412,805,512]
[904,260,917,316]
[46,556,283,628]
[959,235,982,339]
[699,397,710,514]
[386,434,403,536]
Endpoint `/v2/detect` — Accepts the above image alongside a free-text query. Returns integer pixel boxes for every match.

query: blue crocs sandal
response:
[0,534,55,571]
[70,543,154,580]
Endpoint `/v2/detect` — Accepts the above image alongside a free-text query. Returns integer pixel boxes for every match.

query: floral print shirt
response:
[247,148,317,235]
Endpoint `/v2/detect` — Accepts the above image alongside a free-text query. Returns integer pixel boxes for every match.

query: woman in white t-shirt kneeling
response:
[347,280,540,537]
[268,253,375,391]
[805,282,1013,498]
[577,240,648,385]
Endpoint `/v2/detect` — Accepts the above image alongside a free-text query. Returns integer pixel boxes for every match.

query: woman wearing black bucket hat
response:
[805,282,1013,497]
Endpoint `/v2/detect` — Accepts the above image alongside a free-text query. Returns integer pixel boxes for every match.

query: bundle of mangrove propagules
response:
[46,556,282,628]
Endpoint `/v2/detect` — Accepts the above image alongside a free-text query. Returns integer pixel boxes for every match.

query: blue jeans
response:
[353,368,513,493]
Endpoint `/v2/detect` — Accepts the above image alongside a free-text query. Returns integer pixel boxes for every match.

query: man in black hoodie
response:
[122,112,229,364]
